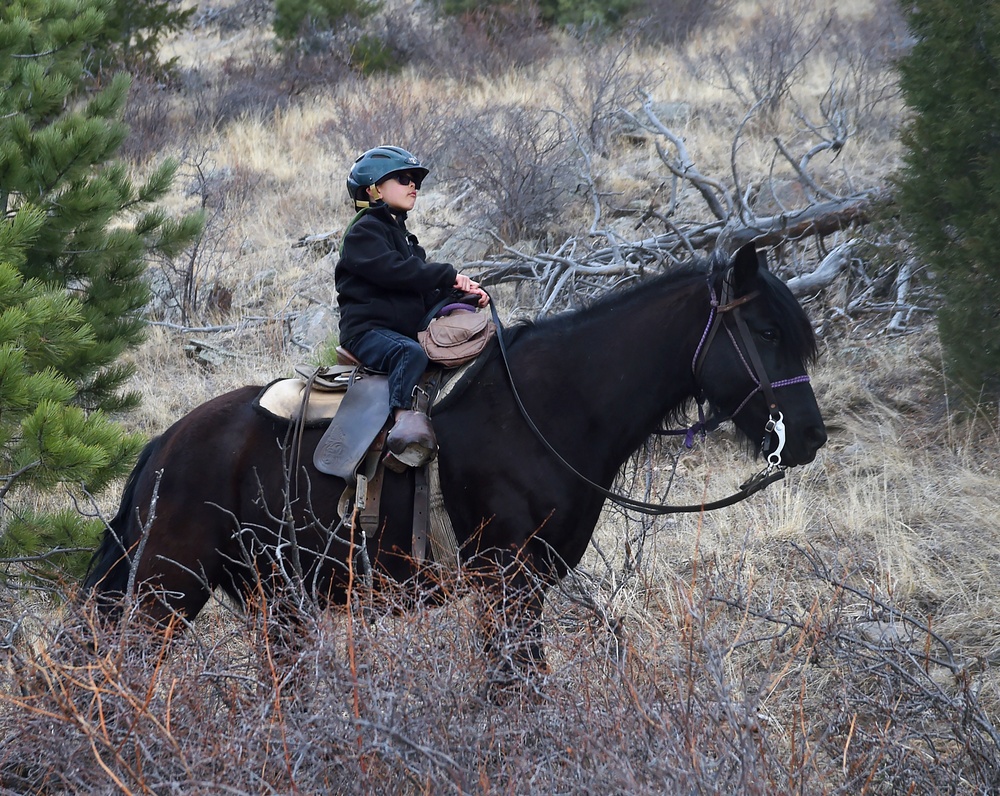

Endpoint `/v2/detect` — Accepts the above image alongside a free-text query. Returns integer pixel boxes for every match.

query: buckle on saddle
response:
[294,363,356,391]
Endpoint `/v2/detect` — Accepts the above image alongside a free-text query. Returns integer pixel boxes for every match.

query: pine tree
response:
[896,0,1000,404]
[90,0,195,79]
[0,0,203,582]
[0,207,145,580]
[3,0,203,413]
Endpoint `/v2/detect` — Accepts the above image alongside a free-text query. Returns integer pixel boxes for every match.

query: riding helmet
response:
[347,146,429,203]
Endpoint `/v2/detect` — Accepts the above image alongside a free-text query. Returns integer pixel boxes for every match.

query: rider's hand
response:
[454,274,490,307]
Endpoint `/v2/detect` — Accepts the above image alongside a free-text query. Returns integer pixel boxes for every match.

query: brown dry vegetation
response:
[4,0,1000,792]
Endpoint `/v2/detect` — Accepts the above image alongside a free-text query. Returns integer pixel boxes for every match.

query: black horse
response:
[83,242,826,672]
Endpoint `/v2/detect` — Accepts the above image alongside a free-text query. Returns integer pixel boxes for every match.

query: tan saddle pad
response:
[256,377,346,423]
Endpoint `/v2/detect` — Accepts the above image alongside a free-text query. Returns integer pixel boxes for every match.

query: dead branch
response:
[467,90,883,313]
[785,241,855,296]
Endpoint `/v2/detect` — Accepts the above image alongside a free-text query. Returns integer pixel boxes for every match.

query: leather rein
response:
[487,268,810,515]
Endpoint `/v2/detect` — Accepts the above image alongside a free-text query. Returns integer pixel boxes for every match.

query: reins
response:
[485,268,806,516]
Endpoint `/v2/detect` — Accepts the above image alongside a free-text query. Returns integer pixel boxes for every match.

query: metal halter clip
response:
[765,412,786,466]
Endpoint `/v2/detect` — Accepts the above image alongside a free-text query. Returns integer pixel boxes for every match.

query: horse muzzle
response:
[768,416,827,466]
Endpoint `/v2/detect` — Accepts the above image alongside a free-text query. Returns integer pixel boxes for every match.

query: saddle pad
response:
[314,374,391,479]
[430,358,478,411]
[257,378,346,423]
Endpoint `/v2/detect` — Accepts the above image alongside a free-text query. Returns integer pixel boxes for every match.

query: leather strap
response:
[731,303,780,414]
[412,464,430,562]
[357,432,387,532]
[410,370,437,562]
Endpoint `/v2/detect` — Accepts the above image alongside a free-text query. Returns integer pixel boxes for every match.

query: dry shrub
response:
[190,0,274,36]
[146,151,262,326]
[810,0,909,141]
[316,78,469,182]
[449,105,577,242]
[120,73,182,164]
[3,537,998,793]
[192,53,298,128]
[554,31,655,158]
[631,0,737,45]
[420,4,554,79]
[117,46,312,151]
[689,0,830,127]
[177,45,356,134]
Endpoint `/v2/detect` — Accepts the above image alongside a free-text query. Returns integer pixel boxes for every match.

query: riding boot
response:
[385,410,437,468]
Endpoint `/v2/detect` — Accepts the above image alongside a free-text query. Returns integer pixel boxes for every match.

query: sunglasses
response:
[383,172,422,189]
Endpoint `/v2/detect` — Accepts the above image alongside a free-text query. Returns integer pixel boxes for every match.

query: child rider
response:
[335,145,489,470]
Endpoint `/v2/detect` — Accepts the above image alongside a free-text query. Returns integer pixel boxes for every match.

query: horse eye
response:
[759,329,780,343]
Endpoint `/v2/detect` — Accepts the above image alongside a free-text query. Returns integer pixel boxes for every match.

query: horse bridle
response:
[487,267,809,515]
[689,266,811,468]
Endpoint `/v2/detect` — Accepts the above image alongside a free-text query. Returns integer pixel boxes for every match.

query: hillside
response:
[4,0,1000,792]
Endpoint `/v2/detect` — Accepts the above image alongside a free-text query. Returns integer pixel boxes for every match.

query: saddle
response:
[255,358,390,479]
[312,363,391,480]
[253,349,483,481]
[253,354,454,564]
[252,295,494,565]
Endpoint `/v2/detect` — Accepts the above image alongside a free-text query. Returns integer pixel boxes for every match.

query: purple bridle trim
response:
[719,323,812,416]
[727,373,811,420]
[660,402,709,448]
[691,304,718,373]
[773,375,811,389]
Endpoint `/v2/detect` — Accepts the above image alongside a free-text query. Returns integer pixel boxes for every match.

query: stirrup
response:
[390,443,437,468]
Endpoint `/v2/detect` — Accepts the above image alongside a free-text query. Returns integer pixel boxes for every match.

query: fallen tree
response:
[468,91,893,321]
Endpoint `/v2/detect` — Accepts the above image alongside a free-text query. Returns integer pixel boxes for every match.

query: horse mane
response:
[754,266,819,364]
[504,251,817,366]
[504,260,711,344]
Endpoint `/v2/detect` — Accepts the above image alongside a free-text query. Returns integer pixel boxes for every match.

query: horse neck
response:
[514,278,708,470]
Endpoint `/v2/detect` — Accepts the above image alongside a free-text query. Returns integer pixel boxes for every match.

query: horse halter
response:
[690,265,811,468]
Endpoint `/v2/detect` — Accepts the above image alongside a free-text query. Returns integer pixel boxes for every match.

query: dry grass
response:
[5,0,1000,791]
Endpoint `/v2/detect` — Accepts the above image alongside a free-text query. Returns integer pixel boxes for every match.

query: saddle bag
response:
[418,307,496,368]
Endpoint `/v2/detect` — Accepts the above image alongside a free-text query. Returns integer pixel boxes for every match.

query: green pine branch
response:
[0,0,201,586]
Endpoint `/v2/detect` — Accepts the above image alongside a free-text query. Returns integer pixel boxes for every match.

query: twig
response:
[125,470,163,607]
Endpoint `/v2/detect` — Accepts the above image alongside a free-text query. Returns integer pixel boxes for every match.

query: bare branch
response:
[785,241,855,296]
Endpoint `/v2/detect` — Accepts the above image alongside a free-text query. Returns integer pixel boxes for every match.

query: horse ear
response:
[731,241,767,284]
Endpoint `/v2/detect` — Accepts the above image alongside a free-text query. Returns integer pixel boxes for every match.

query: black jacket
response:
[335,204,458,343]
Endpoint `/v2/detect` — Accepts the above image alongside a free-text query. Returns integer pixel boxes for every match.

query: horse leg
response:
[474,550,550,688]
[122,499,241,627]
[127,560,214,628]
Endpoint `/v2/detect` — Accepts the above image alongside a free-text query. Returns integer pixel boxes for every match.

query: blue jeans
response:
[344,329,429,410]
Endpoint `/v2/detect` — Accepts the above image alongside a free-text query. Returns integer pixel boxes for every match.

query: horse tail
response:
[82,435,163,607]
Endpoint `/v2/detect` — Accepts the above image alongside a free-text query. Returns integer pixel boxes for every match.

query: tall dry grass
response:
[4,0,1000,792]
